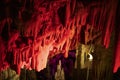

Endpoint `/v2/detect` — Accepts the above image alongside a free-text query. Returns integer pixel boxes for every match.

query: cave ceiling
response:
[0,0,118,74]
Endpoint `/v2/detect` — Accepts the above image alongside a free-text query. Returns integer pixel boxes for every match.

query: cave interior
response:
[0,0,120,80]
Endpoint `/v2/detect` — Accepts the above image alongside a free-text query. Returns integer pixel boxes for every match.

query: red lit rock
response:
[0,0,118,74]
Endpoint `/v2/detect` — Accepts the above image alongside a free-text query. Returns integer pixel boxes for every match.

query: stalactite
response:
[65,0,70,27]
[81,12,88,25]
[103,0,117,48]
[0,0,118,75]
[71,0,76,16]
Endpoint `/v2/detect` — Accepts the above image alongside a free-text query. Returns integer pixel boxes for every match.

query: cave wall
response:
[113,0,120,73]
[0,0,119,74]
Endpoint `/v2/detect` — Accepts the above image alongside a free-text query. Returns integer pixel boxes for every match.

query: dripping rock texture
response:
[0,0,119,74]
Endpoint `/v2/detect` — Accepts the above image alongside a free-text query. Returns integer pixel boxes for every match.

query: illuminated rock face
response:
[55,60,65,80]
[0,0,118,74]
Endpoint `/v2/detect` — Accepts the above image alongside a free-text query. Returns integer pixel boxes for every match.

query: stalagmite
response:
[55,60,65,80]
[0,0,118,74]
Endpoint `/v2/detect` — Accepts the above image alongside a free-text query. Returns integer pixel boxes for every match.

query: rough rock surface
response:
[0,0,118,74]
